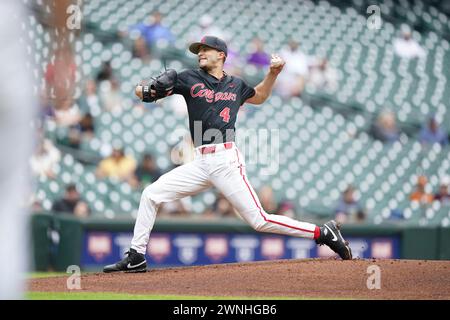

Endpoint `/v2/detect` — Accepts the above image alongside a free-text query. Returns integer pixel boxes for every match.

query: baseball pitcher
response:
[104,36,352,273]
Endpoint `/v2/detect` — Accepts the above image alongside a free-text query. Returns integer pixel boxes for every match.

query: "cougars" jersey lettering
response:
[190,83,237,103]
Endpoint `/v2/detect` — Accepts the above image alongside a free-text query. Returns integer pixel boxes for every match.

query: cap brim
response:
[189,42,222,54]
[189,42,204,54]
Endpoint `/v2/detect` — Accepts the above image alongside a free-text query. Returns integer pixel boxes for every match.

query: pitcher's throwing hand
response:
[269,54,285,75]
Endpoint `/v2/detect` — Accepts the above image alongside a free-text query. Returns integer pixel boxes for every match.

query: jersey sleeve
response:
[239,79,256,105]
[173,70,190,96]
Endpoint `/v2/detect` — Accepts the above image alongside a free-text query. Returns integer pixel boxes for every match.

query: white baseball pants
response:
[131,142,318,254]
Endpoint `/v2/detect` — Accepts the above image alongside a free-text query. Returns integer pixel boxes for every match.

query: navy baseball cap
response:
[189,36,228,57]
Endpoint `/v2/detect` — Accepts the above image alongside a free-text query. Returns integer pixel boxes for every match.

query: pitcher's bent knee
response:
[141,184,159,204]
[251,216,270,232]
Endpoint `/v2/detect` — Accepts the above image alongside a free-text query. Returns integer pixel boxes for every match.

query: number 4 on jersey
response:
[220,107,230,123]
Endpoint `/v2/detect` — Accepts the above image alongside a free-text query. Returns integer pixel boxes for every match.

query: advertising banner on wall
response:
[82,231,400,270]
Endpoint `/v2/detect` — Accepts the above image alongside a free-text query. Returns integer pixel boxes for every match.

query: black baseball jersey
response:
[172,68,255,147]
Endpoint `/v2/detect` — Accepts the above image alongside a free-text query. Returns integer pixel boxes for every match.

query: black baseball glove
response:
[142,69,178,103]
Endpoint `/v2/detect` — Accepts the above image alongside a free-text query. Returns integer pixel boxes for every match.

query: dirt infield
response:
[29,259,450,299]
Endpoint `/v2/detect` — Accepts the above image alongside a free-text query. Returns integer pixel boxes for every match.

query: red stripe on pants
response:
[234,149,314,234]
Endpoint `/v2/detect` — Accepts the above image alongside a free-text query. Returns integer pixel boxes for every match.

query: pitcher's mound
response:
[29,259,450,299]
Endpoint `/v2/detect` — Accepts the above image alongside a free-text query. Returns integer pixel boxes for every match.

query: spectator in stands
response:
[95,62,123,112]
[96,61,115,84]
[132,36,151,62]
[334,185,366,224]
[258,185,278,214]
[276,200,296,219]
[410,175,434,204]
[78,79,101,115]
[30,136,61,179]
[53,102,82,127]
[203,192,237,218]
[99,78,124,112]
[159,198,191,217]
[127,11,175,59]
[52,184,90,217]
[307,57,338,92]
[129,153,163,189]
[434,176,450,204]
[96,147,137,181]
[76,79,97,148]
[275,40,311,98]
[393,29,426,59]
[60,112,96,150]
[65,125,82,149]
[79,113,95,137]
[418,115,449,146]
[370,110,400,143]
[246,37,270,69]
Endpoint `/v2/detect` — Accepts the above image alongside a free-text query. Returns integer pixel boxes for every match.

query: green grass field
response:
[28,273,316,300]
[29,272,68,279]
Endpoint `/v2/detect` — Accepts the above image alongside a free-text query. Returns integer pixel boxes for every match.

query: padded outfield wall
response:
[31,213,449,271]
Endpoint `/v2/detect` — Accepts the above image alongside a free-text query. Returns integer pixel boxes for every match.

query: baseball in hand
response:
[270,54,284,68]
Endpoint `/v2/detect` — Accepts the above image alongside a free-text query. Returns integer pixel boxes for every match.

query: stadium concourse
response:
[26,0,450,227]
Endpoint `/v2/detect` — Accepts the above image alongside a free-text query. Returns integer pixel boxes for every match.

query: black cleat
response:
[103,249,147,273]
[316,220,352,260]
